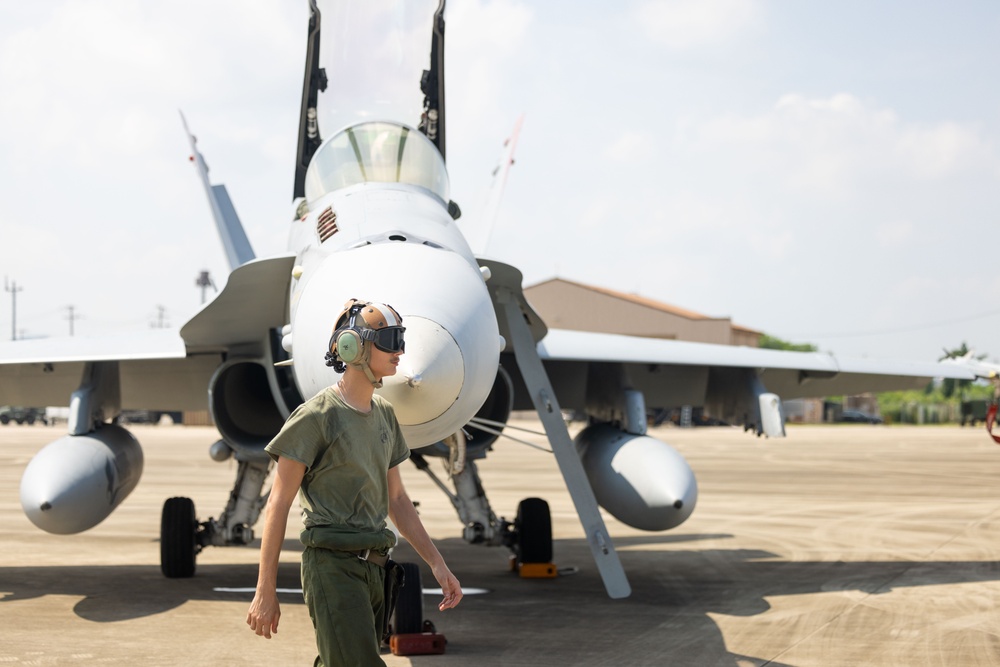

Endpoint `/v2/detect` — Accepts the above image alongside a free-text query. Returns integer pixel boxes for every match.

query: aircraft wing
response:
[534,328,981,417]
[0,254,295,411]
[537,329,978,401]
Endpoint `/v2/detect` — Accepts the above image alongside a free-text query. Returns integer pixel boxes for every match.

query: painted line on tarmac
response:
[214,586,491,596]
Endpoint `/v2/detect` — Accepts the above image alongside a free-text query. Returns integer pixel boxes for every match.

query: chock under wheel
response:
[390,621,447,656]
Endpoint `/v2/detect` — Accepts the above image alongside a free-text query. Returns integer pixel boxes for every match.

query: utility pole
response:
[151,305,169,329]
[4,277,23,341]
[64,305,81,336]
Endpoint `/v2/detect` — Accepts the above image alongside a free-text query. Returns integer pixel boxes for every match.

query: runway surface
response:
[2,420,999,666]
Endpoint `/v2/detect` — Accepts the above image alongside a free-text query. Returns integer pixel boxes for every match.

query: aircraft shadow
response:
[1,535,997,667]
[390,537,1000,667]
[0,561,301,623]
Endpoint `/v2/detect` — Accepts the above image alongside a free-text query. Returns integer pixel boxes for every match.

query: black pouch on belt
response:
[381,559,406,642]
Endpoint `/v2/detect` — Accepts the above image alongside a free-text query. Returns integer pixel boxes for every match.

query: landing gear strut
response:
[409,449,556,574]
[159,454,271,578]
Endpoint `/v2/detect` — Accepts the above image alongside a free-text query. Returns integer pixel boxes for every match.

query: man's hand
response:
[432,564,463,611]
[247,590,281,639]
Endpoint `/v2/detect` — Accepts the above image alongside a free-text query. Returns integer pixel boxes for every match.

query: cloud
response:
[631,0,761,49]
[874,220,914,246]
[447,0,534,123]
[604,131,655,163]
[0,2,301,169]
[689,93,993,199]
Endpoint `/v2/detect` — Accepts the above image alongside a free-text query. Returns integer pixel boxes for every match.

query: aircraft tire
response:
[515,497,553,564]
[161,496,198,578]
[392,562,424,635]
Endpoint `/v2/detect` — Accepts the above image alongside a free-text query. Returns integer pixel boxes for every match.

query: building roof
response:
[525,277,761,335]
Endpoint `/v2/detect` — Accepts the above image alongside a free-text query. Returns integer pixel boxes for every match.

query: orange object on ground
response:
[390,632,447,656]
[518,562,558,578]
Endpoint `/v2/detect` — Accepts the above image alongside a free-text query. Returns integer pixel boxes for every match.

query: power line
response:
[785,308,1000,340]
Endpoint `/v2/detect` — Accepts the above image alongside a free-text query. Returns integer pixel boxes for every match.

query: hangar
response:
[523,278,761,347]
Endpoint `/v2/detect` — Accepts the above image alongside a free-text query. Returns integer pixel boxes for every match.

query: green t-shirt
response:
[264,386,410,532]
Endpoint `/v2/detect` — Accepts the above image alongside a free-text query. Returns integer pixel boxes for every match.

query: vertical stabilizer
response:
[179,111,256,271]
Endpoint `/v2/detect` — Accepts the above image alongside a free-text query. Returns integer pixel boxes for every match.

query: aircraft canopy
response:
[304,121,450,204]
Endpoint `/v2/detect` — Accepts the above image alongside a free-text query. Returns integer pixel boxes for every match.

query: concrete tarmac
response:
[2,420,1000,666]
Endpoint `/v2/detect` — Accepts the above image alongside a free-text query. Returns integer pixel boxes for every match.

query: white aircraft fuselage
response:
[285,122,501,446]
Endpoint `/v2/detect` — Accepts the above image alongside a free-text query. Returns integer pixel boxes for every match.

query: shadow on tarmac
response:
[2,532,998,666]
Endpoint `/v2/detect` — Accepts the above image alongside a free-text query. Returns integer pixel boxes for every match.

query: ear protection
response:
[334,318,365,364]
[326,300,367,370]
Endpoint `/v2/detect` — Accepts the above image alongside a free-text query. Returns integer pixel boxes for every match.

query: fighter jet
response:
[0,0,983,602]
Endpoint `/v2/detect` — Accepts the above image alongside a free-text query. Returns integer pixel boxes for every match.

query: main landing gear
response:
[513,497,555,576]
[159,453,271,578]
[409,452,557,578]
[387,562,447,656]
[160,497,199,578]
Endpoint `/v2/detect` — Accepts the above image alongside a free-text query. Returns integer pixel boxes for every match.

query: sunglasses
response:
[360,326,406,353]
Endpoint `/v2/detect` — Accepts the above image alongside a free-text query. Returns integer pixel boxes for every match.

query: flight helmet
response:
[325,298,405,387]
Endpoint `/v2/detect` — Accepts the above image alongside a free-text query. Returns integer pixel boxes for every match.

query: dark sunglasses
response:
[361,326,406,353]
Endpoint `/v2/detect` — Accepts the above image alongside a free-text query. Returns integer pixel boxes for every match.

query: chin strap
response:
[361,362,383,389]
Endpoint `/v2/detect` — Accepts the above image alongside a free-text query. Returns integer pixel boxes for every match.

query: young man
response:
[247,299,462,666]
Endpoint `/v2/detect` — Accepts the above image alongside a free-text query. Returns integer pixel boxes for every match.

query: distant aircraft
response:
[0,0,984,604]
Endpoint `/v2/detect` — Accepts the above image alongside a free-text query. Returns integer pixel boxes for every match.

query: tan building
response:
[523,278,761,347]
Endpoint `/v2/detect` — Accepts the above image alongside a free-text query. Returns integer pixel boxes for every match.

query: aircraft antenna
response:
[293,0,328,200]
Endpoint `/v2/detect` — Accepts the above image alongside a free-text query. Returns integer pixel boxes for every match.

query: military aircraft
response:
[0,0,984,603]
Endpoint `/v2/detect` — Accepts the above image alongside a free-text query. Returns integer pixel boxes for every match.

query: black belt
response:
[351,549,389,568]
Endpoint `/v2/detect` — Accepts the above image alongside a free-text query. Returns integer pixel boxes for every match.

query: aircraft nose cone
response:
[380,315,464,426]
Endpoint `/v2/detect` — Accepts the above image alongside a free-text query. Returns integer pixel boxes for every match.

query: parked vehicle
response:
[118,410,182,425]
[839,409,883,424]
[0,406,48,426]
[960,400,989,427]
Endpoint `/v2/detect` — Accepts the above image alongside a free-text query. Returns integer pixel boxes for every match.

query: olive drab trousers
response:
[302,547,388,667]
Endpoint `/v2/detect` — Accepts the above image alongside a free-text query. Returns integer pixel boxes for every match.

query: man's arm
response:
[247,456,306,638]
[387,466,463,611]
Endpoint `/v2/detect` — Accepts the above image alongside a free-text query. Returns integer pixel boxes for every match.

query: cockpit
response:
[303,121,450,204]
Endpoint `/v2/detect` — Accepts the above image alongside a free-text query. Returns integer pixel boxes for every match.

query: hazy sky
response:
[1,1,999,362]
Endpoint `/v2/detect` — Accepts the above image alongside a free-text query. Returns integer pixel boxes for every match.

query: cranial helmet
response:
[325,299,405,387]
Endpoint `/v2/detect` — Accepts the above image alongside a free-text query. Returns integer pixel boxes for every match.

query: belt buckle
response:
[358,548,371,562]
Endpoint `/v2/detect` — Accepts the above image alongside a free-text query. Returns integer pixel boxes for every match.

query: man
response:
[247,299,462,666]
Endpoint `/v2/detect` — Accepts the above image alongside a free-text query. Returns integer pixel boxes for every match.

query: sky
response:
[1,0,999,362]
